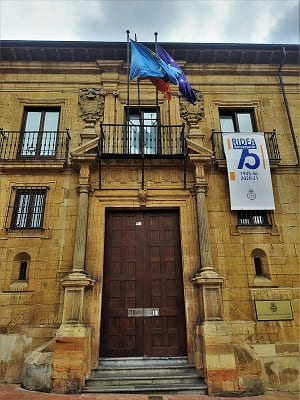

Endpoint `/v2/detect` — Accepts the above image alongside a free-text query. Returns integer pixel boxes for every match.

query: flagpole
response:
[154,31,161,154]
[154,32,159,118]
[134,34,144,190]
[126,29,130,146]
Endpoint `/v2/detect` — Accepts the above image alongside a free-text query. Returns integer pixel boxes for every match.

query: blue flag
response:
[155,43,197,105]
[130,40,180,85]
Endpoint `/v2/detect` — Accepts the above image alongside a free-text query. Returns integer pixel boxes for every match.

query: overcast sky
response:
[0,0,299,44]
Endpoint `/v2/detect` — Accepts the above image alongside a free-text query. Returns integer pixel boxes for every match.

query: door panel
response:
[100,210,187,357]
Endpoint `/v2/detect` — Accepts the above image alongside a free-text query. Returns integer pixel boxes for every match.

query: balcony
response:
[210,130,281,166]
[98,123,188,189]
[99,123,186,158]
[0,130,70,165]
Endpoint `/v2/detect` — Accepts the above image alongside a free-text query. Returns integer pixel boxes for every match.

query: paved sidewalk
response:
[0,385,299,400]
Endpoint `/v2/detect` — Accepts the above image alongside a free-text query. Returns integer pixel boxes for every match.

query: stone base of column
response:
[51,325,92,393]
[50,271,95,393]
[200,321,265,397]
[192,272,224,321]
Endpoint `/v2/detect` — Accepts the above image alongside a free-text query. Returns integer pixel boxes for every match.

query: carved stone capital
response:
[194,183,208,196]
[79,88,105,127]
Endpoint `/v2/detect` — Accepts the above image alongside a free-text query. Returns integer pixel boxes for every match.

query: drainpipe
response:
[278,46,300,166]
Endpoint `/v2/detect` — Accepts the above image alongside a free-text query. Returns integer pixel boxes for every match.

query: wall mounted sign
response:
[222,132,275,210]
[255,300,293,321]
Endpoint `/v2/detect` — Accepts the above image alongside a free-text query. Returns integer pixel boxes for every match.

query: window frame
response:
[125,107,160,155]
[219,108,257,132]
[18,107,61,159]
[9,187,48,230]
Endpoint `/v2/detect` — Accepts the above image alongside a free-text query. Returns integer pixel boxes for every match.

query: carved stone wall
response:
[180,89,205,129]
[78,88,105,128]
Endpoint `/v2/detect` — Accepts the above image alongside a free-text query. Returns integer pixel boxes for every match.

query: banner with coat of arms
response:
[222,132,275,210]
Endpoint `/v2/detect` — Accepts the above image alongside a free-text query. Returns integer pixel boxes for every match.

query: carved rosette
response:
[179,89,204,129]
[79,88,105,128]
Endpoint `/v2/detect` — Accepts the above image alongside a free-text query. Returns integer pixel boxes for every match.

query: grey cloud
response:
[266,3,299,43]
[73,0,186,42]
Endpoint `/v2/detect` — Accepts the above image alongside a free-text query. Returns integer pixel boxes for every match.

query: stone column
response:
[59,162,95,327]
[72,166,90,272]
[191,164,224,322]
[52,162,95,393]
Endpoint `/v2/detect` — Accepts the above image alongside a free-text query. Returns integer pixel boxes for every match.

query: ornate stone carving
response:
[179,89,204,127]
[78,88,105,127]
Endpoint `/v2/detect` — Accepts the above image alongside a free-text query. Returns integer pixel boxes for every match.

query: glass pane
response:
[43,111,59,131]
[21,132,38,156]
[129,125,140,154]
[40,132,57,156]
[15,194,30,228]
[220,115,235,132]
[143,112,157,154]
[144,125,157,154]
[237,113,253,132]
[25,111,41,131]
[31,193,45,228]
[143,112,157,126]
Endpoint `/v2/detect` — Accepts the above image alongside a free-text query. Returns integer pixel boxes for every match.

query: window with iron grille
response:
[237,210,271,226]
[9,187,48,229]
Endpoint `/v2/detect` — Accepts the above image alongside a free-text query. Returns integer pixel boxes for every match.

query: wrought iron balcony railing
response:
[99,123,186,158]
[0,129,70,162]
[210,130,281,163]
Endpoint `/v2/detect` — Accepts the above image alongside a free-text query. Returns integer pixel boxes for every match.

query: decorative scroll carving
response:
[138,189,148,206]
[79,88,105,127]
[179,89,204,126]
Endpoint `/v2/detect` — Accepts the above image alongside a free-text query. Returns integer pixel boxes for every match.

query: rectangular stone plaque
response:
[255,300,293,321]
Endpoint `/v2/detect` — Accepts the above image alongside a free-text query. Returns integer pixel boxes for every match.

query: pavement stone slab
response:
[0,385,299,400]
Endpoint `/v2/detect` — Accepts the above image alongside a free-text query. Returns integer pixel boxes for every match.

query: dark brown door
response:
[100,210,187,357]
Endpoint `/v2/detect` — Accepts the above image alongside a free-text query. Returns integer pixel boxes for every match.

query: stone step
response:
[91,364,196,377]
[98,356,189,367]
[83,357,207,395]
[82,382,207,394]
[86,374,201,386]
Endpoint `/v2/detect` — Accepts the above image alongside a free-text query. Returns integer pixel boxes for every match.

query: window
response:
[19,108,60,158]
[126,108,159,155]
[237,210,271,226]
[10,187,47,229]
[253,257,263,276]
[219,109,256,132]
[251,249,271,281]
[19,261,28,280]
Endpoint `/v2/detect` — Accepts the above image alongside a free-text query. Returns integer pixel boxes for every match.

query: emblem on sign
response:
[247,188,256,200]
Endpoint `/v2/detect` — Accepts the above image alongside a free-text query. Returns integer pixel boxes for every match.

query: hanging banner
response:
[222,132,275,210]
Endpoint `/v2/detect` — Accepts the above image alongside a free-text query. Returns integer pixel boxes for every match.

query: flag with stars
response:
[155,43,197,105]
[129,40,180,85]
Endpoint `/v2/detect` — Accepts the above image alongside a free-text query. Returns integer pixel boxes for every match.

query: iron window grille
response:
[237,210,272,226]
[7,187,48,230]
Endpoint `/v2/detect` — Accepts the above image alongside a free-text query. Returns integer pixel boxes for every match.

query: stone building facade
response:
[0,40,299,396]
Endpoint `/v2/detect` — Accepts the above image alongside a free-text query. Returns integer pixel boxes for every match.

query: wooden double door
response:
[100,210,187,357]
